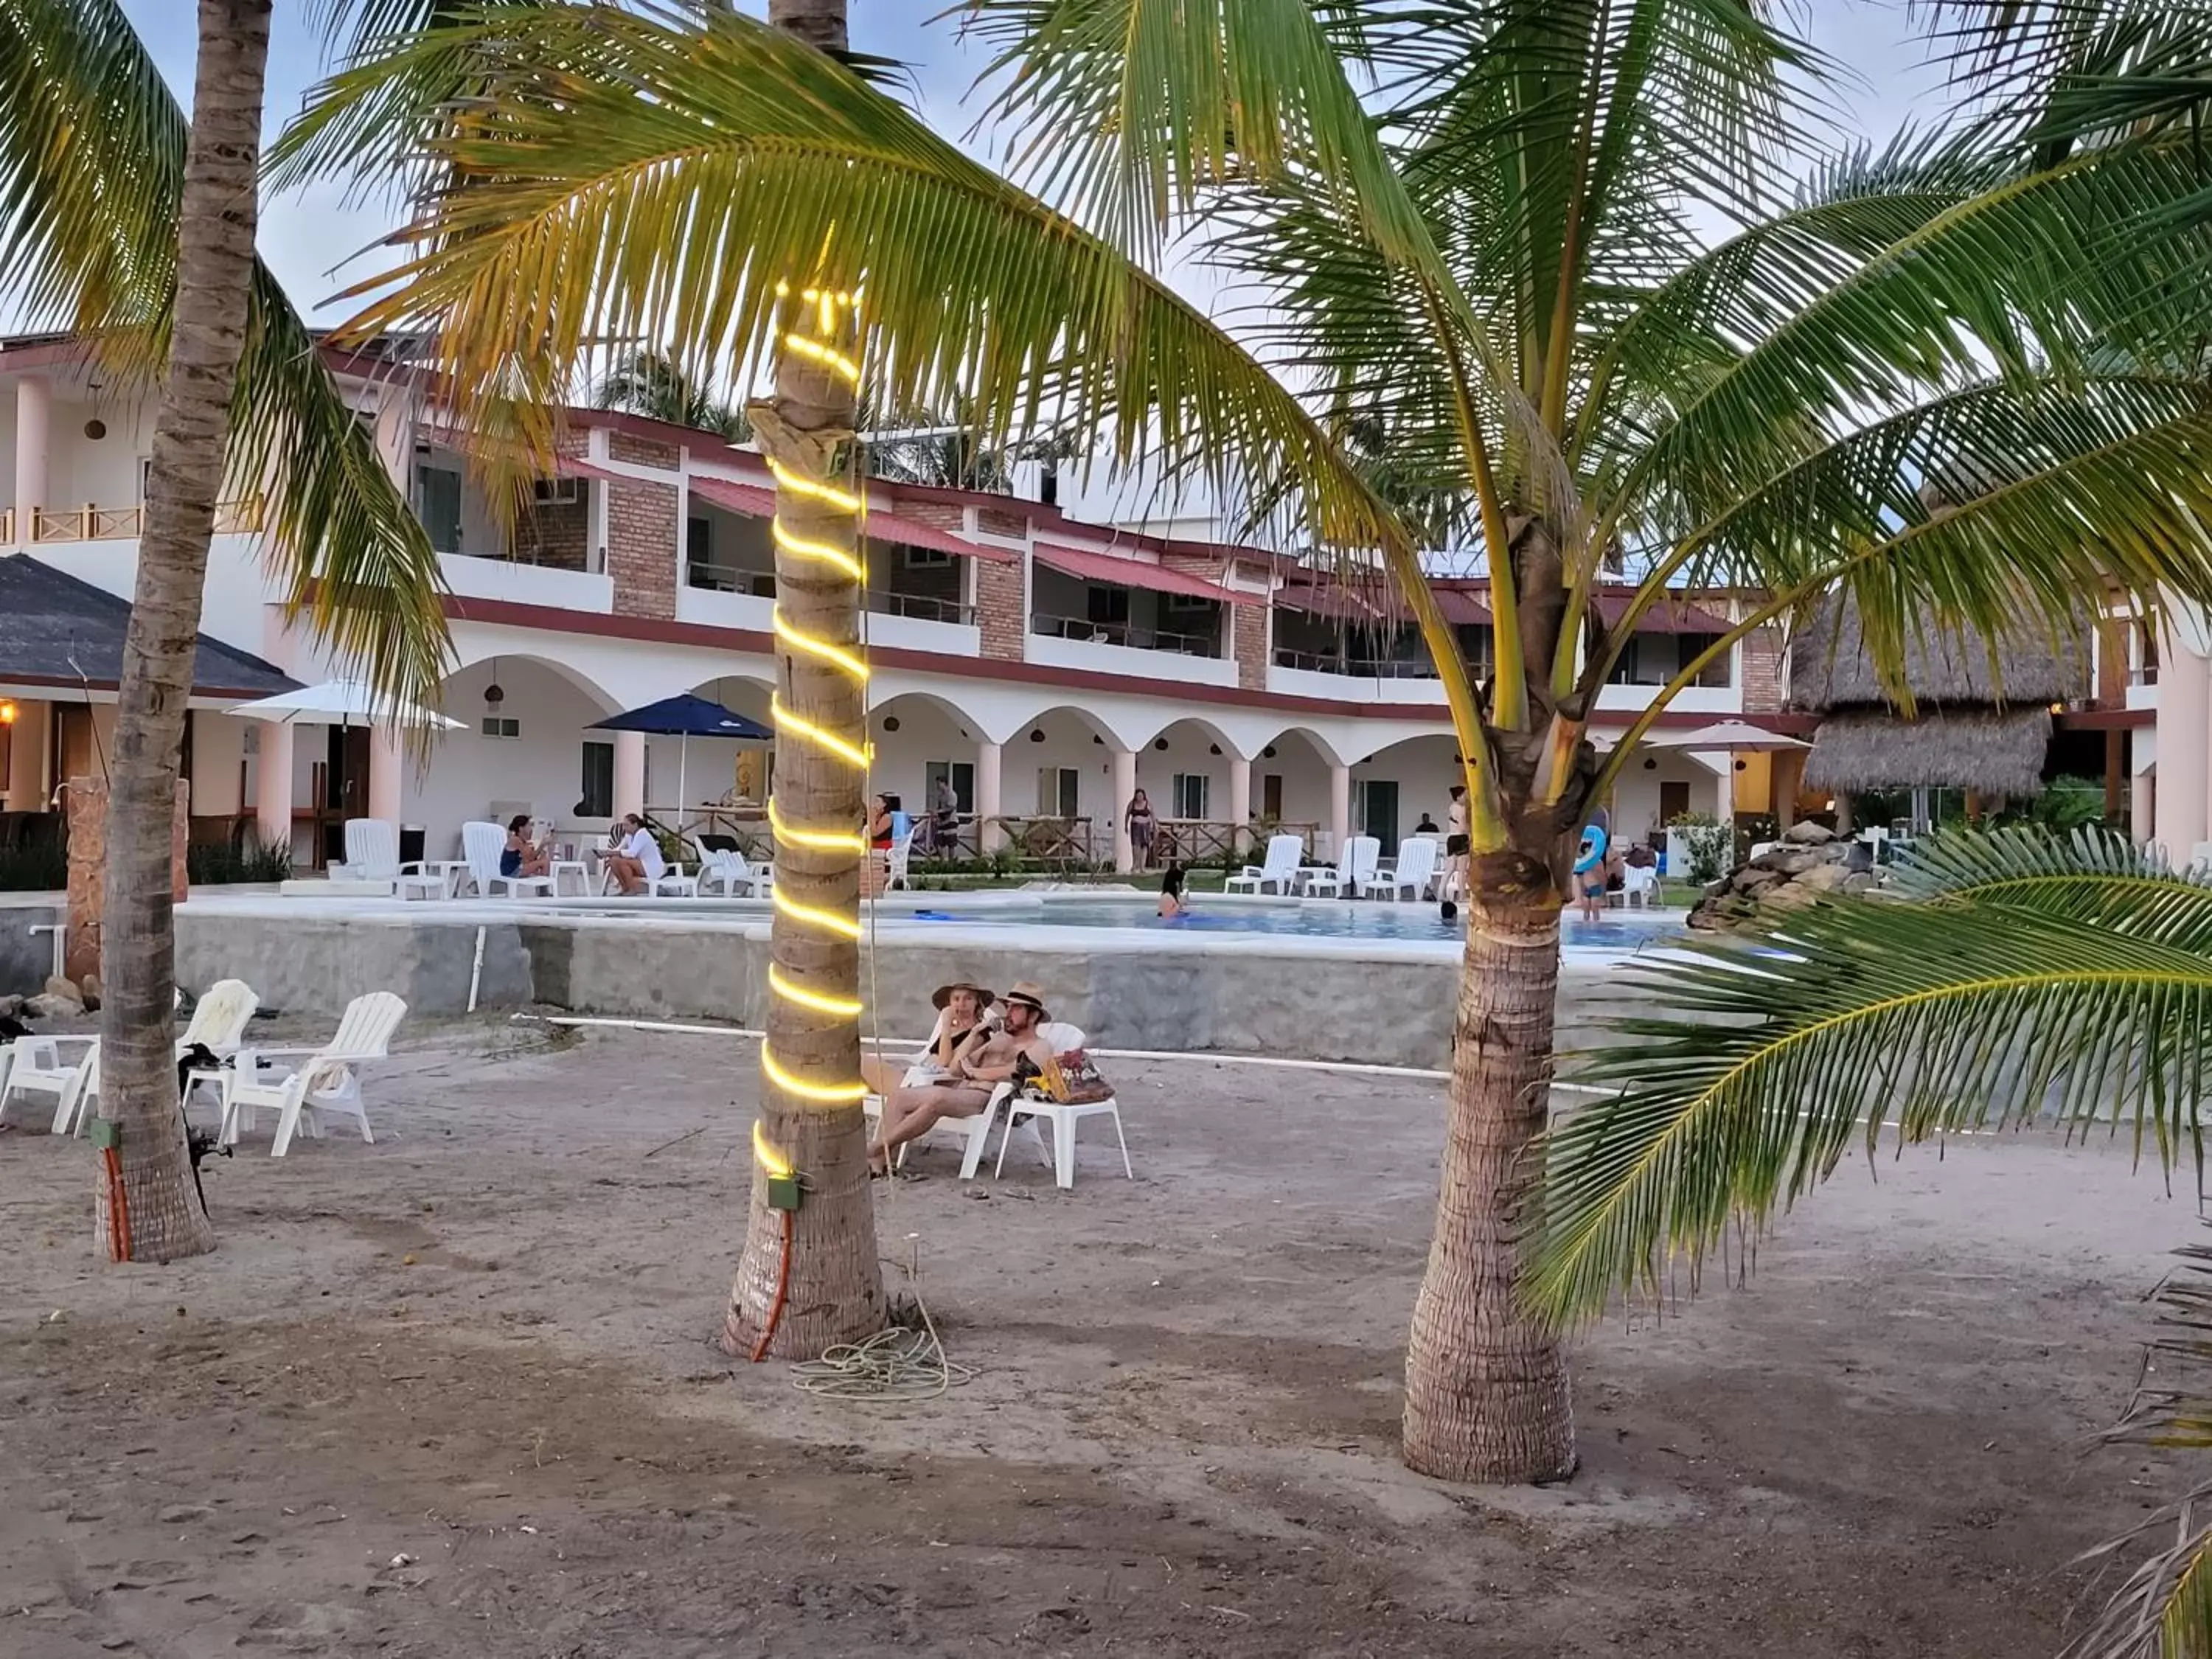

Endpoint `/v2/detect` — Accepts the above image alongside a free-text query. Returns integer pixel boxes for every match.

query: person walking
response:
[1124,787,1158,872]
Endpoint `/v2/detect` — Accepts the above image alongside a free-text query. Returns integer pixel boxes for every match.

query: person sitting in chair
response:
[501,815,552,883]
[867,981,1057,1175]
[605,813,665,896]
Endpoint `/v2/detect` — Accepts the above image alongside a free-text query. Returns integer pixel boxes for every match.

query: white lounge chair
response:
[1225,833,1302,894]
[341,818,449,900]
[860,1011,1001,1179]
[219,991,407,1157]
[992,1020,1132,1190]
[691,836,771,897]
[1303,835,1380,898]
[1370,837,1438,901]
[456,819,555,898]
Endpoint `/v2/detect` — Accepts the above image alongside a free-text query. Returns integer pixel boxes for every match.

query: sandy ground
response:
[0,1018,2201,1658]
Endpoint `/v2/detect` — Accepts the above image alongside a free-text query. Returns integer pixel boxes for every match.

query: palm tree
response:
[594,347,750,443]
[1530,826,2212,1654]
[0,0,451,1262]
[299,1,2212,1475]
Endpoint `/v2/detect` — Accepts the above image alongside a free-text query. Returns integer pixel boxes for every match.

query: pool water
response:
[904,900,1681,950]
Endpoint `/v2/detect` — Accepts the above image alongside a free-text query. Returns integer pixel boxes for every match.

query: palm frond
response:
[1893,827,2212,950]
[0,0,451,720]
[2062,1220,2212,1659]
[1531,832,2212,1326]
[319,5,1424,564]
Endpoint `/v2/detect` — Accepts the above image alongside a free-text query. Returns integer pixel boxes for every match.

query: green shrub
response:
[187,836,294,886]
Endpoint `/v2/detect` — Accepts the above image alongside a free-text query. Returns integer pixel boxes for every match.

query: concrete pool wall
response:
[173,897,1638,1069]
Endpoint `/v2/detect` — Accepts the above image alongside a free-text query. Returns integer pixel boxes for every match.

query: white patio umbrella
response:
[228,678,465,731]
[1643,718,1809,752]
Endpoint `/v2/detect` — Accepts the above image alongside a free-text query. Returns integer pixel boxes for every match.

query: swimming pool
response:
[895,898,1682,950]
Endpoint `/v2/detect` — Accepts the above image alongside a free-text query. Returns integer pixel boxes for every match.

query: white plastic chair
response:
[219,991,407,1157]
[1371,838,1438,901]
[885,827,916,891]
[4,1032,100,1134]
[456,820,554,897]
[691,835,771,897]
[1224,833,1302,894]
[1622,863,1660,908]
[342,818,448,900]
[860,1012,1001,1179]
[176,977,261,1116]
[992,1020,1132,1190]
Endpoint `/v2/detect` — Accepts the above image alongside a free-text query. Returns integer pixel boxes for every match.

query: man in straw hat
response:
[867,979,1058,1175]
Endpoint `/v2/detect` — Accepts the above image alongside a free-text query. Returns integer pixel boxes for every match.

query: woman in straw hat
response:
[868,980,1057,1175]
[860,979,996,1101]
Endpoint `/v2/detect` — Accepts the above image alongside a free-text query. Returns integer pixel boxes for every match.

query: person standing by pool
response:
[928,773,960,855]
[1439,784,1470,922]
[1124,787,1158,871]
[1575,807,1612,922]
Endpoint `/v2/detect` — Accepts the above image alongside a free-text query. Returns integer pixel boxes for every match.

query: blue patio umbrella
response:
[591,694,773,815]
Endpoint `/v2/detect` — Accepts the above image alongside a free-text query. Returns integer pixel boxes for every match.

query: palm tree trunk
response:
[91,0,272,1265]
[1400,860,1577,1482]
[723,0,884,1358]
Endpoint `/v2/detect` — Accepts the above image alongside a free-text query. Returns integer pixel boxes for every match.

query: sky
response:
[107,0,1951,338]
[97,1,1953,527]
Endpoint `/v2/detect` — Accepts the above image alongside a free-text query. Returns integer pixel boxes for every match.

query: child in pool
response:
[1158,861,1188,919]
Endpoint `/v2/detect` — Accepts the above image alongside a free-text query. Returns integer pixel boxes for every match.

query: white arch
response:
[438,644,622,715]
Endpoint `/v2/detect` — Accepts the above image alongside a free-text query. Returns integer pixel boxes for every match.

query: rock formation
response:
[1686,821,1880,931]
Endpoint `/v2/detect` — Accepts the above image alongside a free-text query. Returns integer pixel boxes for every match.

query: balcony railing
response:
[687,561,775,597]
[1031,613,1220,657]
[30,497,263,542]
[1273,647,1438,678]
[869,591,975,626]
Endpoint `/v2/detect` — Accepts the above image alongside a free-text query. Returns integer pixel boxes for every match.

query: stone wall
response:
[64,776,189,987]
[173,902,1627,1068]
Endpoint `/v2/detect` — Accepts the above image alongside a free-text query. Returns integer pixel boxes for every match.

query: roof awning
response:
[1034,543,1261,605]
[1592,590,1731,633]
[1275,580,1488,627]
[1431,586,1492,627]
[0,557,297,702]
[685,472,1015,563]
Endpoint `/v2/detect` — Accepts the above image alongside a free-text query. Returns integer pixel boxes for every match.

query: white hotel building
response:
[0,337,1818,872]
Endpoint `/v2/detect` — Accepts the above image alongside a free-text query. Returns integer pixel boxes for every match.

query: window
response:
[1170,772,1209,819]
[1085,585,1131,626]
[1037,766,1079,818]
[580,740,614,817]
[924,759,975,813]
[900,543,951,568]
[481,716,521,740]
[415,461,465,554]
[686,516,712,566]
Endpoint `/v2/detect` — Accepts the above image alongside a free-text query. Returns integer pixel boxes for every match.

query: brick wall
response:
[894,501,964,532]
[975,556,1026,661]
[608,476,678,619]
[1232,603,1269,690]
[1739,624,1785,714]
[609,432,681,470]
[976,506,1028,540]
[516,497,589,571]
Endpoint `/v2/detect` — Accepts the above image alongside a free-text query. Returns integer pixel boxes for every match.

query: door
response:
[1659,779,1691,830]
[1261,772,1283,819]
[1037,766,1078,818]
[1358,779,1399,849]
[322,726,372,866]
[925,759,975,813]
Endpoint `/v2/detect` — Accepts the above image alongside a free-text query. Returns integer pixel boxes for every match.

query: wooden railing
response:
[1153,818,1319,866]
[29,496,264,542]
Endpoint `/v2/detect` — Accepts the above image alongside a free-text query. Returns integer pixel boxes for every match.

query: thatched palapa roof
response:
[1804,709,2053,798]
[1787,592,2086,714]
